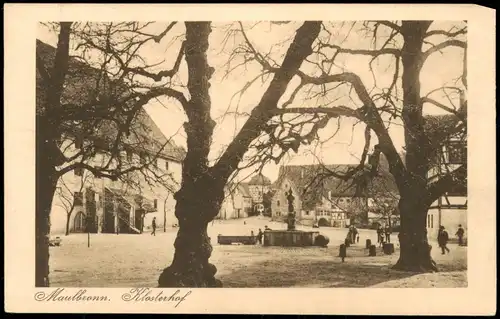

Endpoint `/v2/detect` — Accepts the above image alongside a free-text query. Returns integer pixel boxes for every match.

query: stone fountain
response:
[263,188,328,247]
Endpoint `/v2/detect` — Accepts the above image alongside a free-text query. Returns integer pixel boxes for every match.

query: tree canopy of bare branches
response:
[38,20,467,287]
[220,20,466,272]
[36,22,185,286]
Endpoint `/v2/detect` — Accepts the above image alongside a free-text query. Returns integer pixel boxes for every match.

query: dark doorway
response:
[318,218,330,227]
[74,211,86,232]
[117,204,130,233]
[102,189,115,233]
[135,208,145,233]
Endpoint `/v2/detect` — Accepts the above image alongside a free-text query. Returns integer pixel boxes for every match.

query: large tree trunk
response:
[158,175,225,287]
[36,137,59,287]
[392,21,437,273]
[392,194,437,272]
[158,22,223,288]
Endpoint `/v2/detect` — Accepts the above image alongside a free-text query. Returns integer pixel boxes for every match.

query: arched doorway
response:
[318,218,330,227]
[74,211,86,233]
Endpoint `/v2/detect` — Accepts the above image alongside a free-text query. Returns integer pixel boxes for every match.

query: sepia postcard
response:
[4,3,496,315]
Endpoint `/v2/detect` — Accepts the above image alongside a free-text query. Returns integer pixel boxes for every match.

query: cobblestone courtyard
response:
[49,217,467,288]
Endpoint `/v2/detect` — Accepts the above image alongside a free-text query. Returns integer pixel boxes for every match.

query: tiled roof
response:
[423,105,467,145]
[248,173,272,185]
[237,183,253,197]
[225,182,253,198]
[36,39,185,162]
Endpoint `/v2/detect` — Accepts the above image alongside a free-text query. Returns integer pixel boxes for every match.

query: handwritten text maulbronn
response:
[34,288,109,302]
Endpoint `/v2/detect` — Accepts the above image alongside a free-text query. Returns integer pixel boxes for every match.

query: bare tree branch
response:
[425,27,467,38]
[421,39,466,63]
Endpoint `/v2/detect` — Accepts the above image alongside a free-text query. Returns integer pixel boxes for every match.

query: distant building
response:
[270,174,303,222]
[247,173,272,214]
[215,173,272,221]
[425,112,467,240]
[271,159,399,228]
[217,184,253,220]
[37,39,185,235]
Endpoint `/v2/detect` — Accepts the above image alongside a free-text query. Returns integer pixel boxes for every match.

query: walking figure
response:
[151,217,156,236]
[456,224,465,246]
[257,228,263,245]
[438,226,450,254]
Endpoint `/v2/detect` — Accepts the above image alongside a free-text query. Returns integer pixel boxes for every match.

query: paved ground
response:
[49,216,467,288]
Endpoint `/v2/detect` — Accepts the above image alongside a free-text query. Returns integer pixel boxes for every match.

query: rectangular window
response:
[74,167,83,177]
[74,192,83,206]
[165,160,169,171]
[153,199,158,209]
[447,143,466,164]
[431,215,434,228]
[126,150,133,162]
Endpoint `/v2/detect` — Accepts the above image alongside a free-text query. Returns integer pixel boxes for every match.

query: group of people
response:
[376,224,392,246]
[437,224,466,254]
[250,227,266,245]
[346,225,359,244]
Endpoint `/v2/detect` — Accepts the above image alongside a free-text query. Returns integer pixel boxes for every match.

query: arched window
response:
[74,211,86,232]
[277,200,280,207]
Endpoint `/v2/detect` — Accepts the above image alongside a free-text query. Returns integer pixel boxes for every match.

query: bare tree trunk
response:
[392,21,437,272]
[65,214,71,236]
[36,134,59,287]
[164,197,168,232]
[393,193,437,272]
[158,176,225,287]
[158,22,223,287]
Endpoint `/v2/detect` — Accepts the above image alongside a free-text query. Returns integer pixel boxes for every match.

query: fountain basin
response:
[263,230,320,247]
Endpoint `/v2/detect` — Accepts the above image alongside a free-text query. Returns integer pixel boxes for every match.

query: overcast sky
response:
[37,21,466,182]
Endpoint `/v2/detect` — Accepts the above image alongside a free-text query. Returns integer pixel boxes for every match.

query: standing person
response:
[377,224,383,244]
[257,228,263,245]
[384,224,392,243]
[346,226,353,245]
[352,226,358,244]
[456,224,465,246]
[437,226,450,254]
[151,217,157,236]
